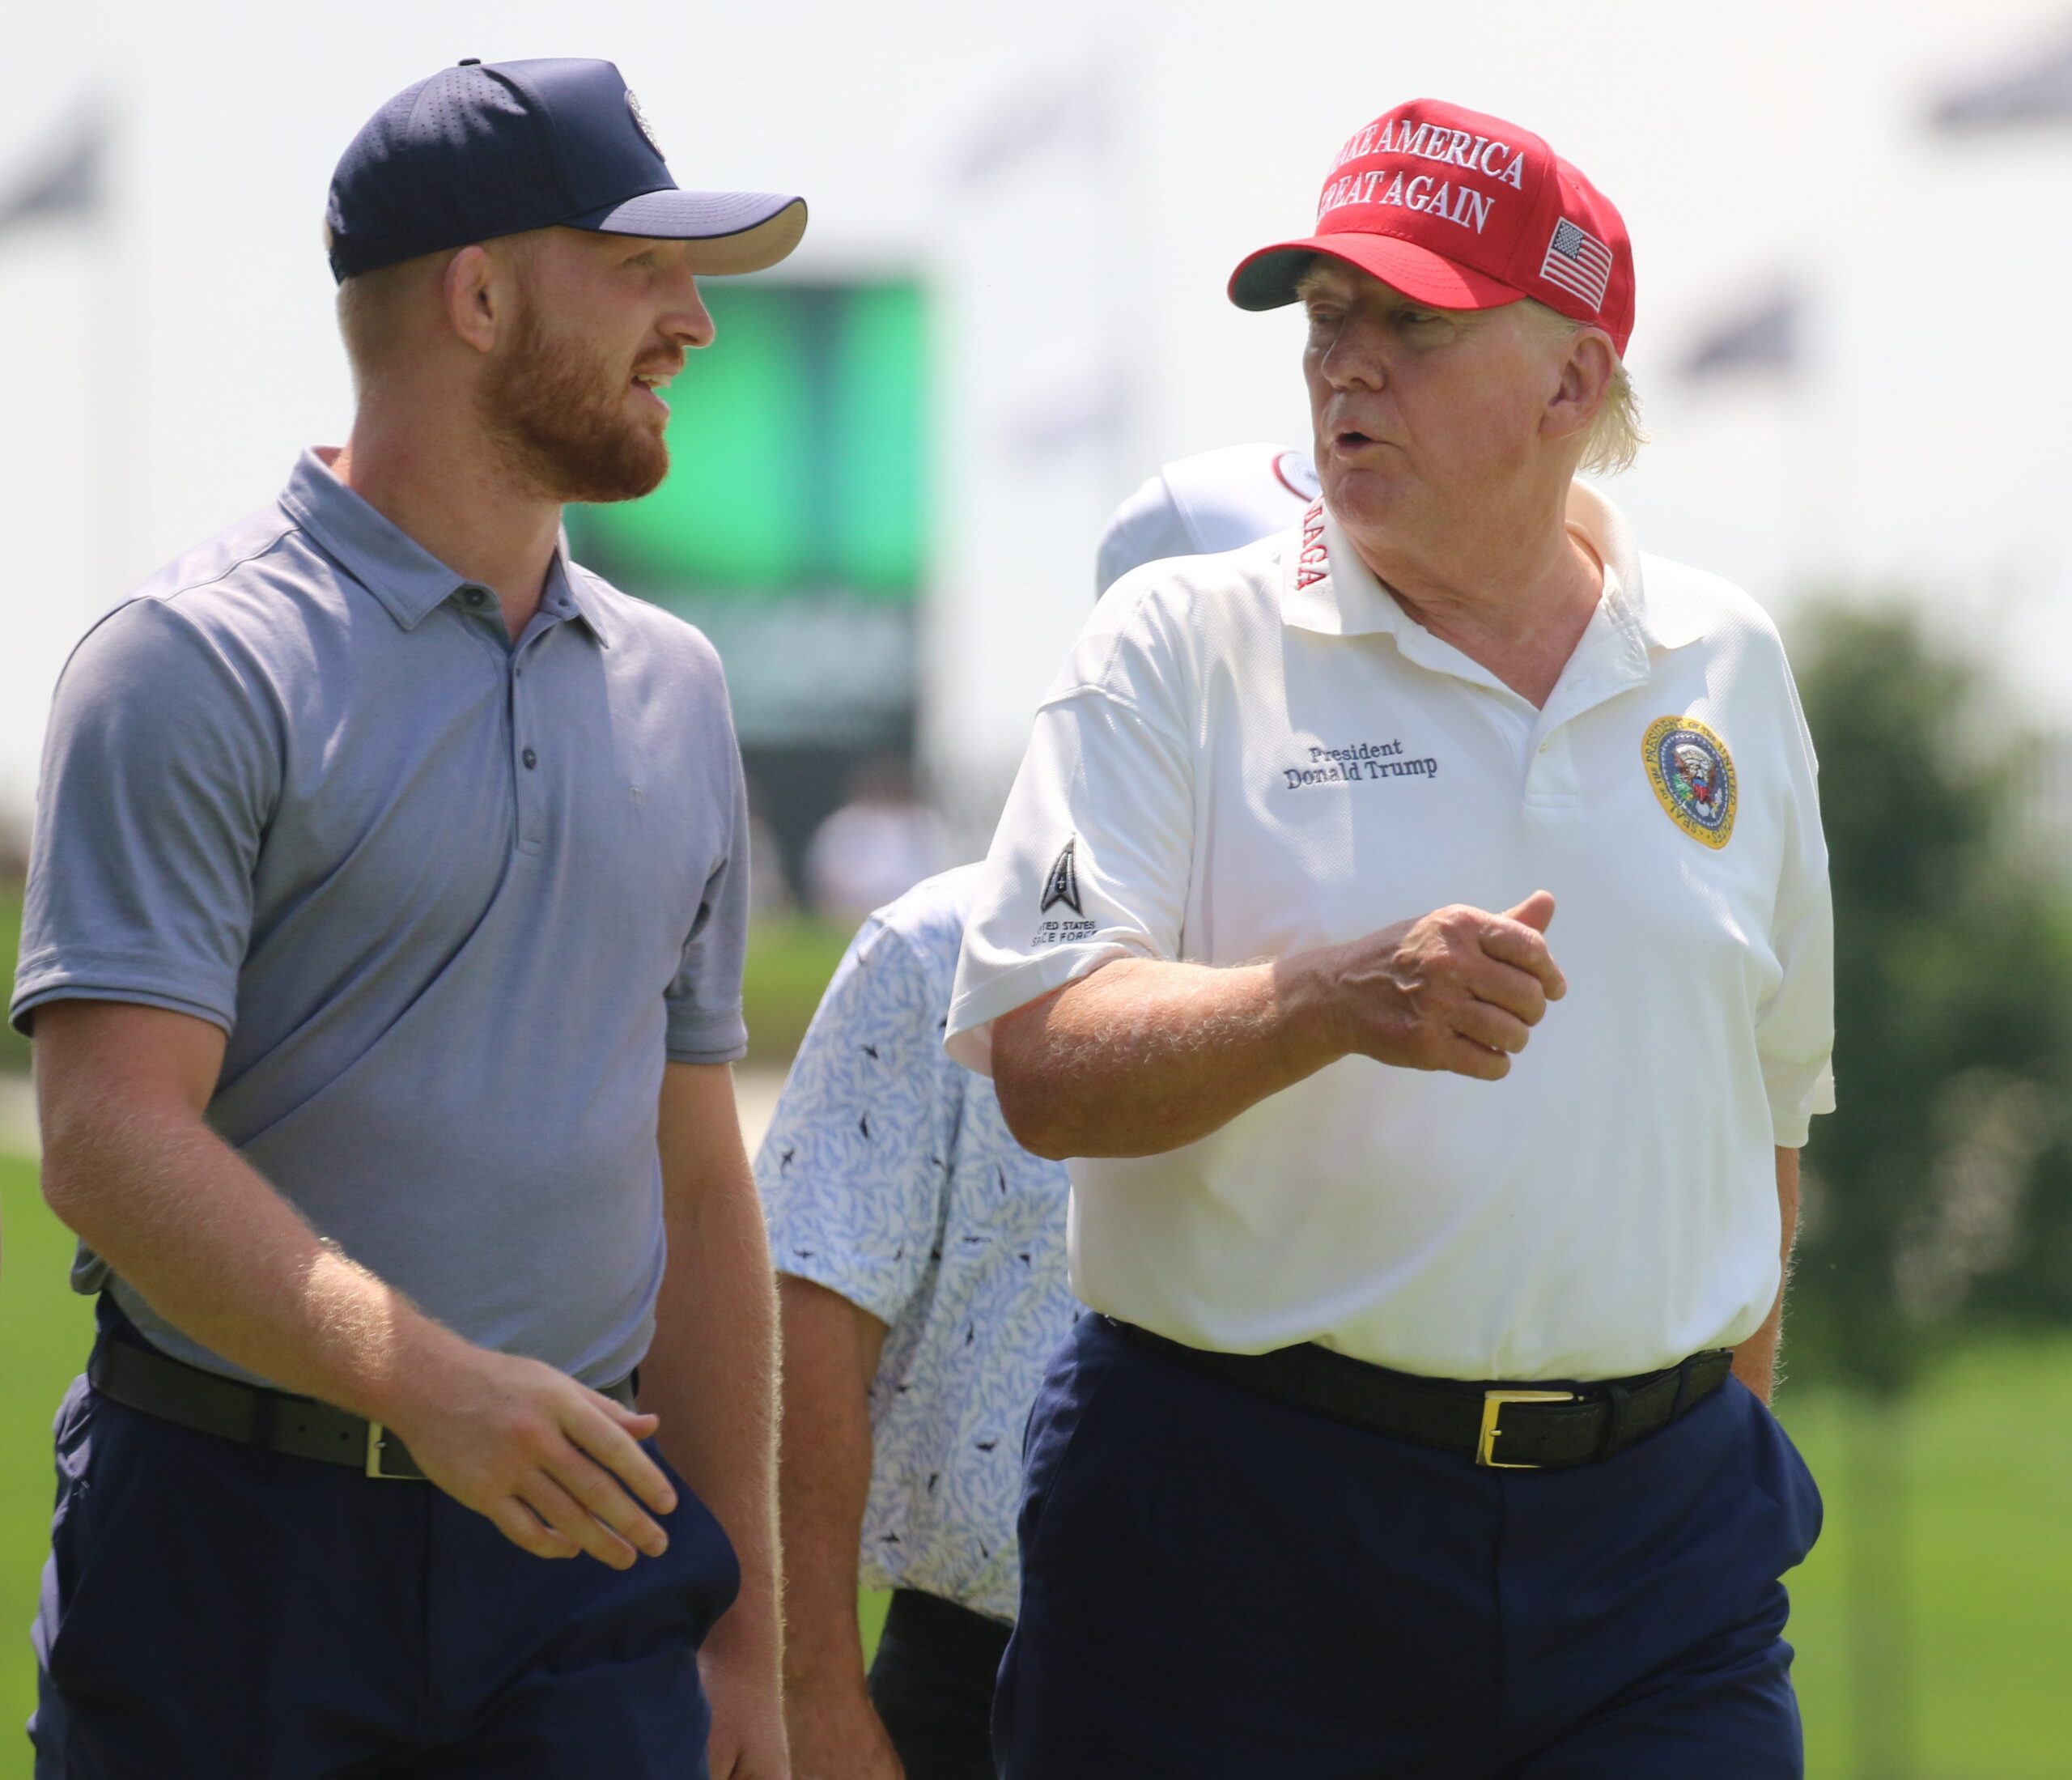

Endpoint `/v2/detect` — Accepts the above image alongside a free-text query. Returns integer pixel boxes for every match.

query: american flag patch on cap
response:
[1539,217,1614,311]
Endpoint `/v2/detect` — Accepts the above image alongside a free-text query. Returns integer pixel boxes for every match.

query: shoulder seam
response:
[144,520,304,609]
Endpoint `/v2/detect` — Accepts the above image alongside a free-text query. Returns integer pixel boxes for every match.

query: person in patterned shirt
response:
[760,444,1311,1780]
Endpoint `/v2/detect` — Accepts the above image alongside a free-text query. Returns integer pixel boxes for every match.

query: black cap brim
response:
[567,189,807,273]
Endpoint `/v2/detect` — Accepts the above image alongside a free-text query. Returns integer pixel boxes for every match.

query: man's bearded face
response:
[477,285,673,505]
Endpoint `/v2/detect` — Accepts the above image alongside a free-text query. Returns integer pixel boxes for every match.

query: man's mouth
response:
[630,366,677,414]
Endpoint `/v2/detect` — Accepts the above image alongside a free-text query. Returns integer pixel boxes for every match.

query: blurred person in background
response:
[949,99,1832,1778]
[1094,440,1318,597]
[804,755,954,928]
[762,445,1310,1780]
[12,59,804,1778]
[745,777,801,922]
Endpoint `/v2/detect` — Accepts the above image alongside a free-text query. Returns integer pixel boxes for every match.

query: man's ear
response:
[1545,327,1616,448]
[443,245,502,355]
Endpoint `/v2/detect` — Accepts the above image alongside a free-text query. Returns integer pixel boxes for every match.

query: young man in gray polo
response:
[14,59,803,1778]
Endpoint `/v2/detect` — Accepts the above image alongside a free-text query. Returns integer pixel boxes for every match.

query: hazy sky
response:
[2,0,2068,823]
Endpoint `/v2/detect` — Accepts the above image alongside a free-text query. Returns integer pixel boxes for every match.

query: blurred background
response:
[5,1,2072,1772]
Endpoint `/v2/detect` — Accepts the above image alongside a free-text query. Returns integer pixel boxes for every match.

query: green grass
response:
[741,918,855,1064]
[1,1153,2066,1776]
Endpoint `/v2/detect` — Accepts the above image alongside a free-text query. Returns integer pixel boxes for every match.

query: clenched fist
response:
[1320,890,1566,1081]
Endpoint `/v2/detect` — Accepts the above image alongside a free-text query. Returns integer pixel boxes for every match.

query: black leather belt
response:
[89,1334,636,1481]
[1110,1319,1733,1470]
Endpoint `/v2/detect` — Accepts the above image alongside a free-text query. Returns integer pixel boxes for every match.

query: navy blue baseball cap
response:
[325,57,807,283]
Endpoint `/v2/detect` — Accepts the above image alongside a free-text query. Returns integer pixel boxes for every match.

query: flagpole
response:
[92,97,125,615]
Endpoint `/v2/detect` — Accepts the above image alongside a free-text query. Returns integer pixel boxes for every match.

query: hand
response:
[1324,890,1565,1081]
[382,1339,677,1569]
[703,1624,793,1779]
[784,1677,905,1780]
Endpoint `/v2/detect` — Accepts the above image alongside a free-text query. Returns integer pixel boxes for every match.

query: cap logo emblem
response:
[1643,716,1736,848]
[626,89,663,157]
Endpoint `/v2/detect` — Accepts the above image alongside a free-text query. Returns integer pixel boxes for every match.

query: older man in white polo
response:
[947,99,1832,1778]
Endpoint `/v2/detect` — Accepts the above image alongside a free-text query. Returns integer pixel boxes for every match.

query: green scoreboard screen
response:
[565,278,928,748]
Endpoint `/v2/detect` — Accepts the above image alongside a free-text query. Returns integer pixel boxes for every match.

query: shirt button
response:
[462,587,488,607]
[522,747,537,770]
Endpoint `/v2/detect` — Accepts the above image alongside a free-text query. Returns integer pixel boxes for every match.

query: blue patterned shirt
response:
[757,865,1076,1622]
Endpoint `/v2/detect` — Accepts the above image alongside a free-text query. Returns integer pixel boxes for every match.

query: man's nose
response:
[661,273,716,350]
[1320,322,1386,391]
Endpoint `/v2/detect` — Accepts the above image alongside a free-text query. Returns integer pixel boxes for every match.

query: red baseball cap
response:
[1229,99,1636,356]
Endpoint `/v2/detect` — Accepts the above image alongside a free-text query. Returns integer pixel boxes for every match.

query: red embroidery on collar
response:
[1295,500,1329,589]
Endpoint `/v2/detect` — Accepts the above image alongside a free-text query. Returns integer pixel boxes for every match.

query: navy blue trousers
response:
[30,1322,741,1778]
[996,1315,1823,1778]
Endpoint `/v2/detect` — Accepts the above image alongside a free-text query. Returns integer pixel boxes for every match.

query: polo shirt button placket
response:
[512,634,545,856]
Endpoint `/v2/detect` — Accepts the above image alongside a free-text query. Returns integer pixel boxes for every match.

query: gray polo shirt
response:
[12,449,750,1388]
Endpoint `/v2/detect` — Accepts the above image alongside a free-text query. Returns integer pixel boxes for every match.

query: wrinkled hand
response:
[1327,890,1566,1080]
[385,1343,677,1569]
[704,1630,792,1780]
[784,1679,905,1780]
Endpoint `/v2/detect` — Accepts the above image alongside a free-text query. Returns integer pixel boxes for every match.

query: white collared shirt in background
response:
[1094,441,1318,597]
[947,485,1834,1383]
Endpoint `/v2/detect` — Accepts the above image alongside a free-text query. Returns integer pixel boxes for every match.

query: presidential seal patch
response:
[1642,716,1736,848]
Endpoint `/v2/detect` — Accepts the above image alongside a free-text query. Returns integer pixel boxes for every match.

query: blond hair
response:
[1521,298,1644,477]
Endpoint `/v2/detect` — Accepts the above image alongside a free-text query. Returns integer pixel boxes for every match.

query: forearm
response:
[40,1090,461,1419]
[775,1275,885,1701]
[1732,1146,1801,1404]
[645,1076,783,1668]
[992,953,1346,1159]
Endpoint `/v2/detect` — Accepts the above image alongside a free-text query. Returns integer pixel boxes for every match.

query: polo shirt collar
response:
[278,449,610,647]
[1279,480,1703,656]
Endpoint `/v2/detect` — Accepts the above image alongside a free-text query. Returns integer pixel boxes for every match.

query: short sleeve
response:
[664,727,751,1064]
[946,581,1197,1076]
[11,599,281,1037]
[1756,658,1836,1146]
[756,920,961,1325]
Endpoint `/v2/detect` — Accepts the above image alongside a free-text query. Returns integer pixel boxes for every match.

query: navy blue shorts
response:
[996,1314,1824,1779]
[30,1319,741,1778]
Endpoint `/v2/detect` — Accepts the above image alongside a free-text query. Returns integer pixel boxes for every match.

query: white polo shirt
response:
[946,484,1834,1383]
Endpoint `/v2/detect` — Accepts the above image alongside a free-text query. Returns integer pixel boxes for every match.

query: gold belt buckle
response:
[1475,1390,1577,1469]
[364,1420,409,1480]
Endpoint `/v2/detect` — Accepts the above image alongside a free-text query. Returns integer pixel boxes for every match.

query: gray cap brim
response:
[567,189,808,273]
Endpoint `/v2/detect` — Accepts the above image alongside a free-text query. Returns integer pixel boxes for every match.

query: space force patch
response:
[1643,716,1736,848]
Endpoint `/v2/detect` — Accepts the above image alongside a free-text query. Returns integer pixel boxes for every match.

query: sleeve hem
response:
[1764,1058,1835,1149]
[768,1249,908,1327]
[945,941,1133,1077]
[666,1036,750,1066]
[11,972,236,1039]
